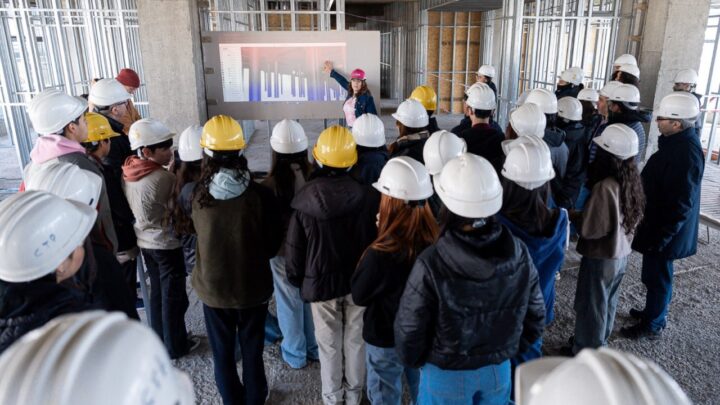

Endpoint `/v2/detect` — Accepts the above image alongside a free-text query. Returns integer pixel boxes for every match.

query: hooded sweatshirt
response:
[122,156,180,250]
[24,135,118,253]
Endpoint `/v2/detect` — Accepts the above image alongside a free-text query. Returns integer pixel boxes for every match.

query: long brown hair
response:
[348,80,369,98]
[369,194,439,262]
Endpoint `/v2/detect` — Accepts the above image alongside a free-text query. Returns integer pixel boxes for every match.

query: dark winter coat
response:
[555,84,583,99]
[178,181,198,272]
[286,173,379,302]
[555,121,588,209]
[351,146,389,185]
[352,249,415,348]
[86,241,139,319]
[101,114,133,178]
[389,131,430,164]
[607,109,651,163]
[394,219,546,370]
[632,127,704,259]
[330,70,377,117]
[458,123,505,173]
[544,127,569,202]
[426,116,440,134]
[91,156,137,253]
[451,116,503,137]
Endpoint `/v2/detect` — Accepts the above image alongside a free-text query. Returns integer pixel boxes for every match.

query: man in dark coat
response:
[622,92,704,340]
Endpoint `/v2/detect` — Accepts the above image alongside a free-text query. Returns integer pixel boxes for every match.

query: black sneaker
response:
[620,323,662,341]
[629,307,645,320]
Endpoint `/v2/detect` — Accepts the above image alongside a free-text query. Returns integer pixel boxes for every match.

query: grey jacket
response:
[123,169,181,250]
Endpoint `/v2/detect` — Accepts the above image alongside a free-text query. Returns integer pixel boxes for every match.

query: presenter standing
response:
[324,61,378,128]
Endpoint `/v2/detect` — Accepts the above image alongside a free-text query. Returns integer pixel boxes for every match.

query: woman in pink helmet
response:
[323,61,378,128]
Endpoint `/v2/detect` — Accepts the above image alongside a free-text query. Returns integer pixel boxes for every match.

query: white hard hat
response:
[392,99,429,128]
[25,161,103,209]
[656,91,700,120]
[177,125,204,162]
[592,123,639,160]
[607,83,640,108]
[27,89,88,135]
[271,119,309,153]
[477,64,496,78]
[129,118,175,150]
[423,130,467,175]
[466,83,497,110]
[673,69,699,85]
[0,191,97,283]
[434,153,503,218]
[577,88,600,103]
[502,135,555,190]
[515,348,691,405]
[0,311,195,405]
[599,81,623,98]
[510,103,547,138]
[351,113,386,148]
[617,63,640,79]
[614,53,638,67]
[560,67,584,85]
[373,156,433,201]
[557,97,583,121]
[525,88,558,114]
[88,78,132,107]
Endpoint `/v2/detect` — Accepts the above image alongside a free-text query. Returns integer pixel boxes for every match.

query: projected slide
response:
[219,43,348,103]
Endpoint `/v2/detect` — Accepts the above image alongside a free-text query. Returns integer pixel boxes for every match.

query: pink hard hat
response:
[351,69,366,80]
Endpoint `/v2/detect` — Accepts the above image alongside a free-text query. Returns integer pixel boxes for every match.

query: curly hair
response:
[195,151,251,209]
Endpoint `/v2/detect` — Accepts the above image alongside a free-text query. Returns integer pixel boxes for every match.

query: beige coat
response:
[123,169,180,250]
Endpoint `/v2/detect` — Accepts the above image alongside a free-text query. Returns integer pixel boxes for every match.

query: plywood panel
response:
[441,12,453,26]
[427,11,440,26]
[427,27,440,71]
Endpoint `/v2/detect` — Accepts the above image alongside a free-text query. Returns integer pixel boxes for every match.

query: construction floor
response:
[1,109,720,404]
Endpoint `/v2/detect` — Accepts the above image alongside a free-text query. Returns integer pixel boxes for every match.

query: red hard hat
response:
[115,68,140,88]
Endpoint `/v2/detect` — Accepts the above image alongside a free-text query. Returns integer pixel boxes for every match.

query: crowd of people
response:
[0,54,705,405]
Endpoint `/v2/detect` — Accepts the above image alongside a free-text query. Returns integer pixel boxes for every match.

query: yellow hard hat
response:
[312,125,357,168]
[410,85,437,111]
[201,115,246,151]
[84,112,119,143]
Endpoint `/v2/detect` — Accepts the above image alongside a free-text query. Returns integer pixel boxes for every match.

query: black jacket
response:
[544,127,569,202]
[555,84,583,99]
[91,156,137,252]
[426,116,440,134]
[632,127,704,259]
[555,121,587,209]
[351,146,389,185]
[352,249,415,348]
[458,123,505,173]
[452,116,503,137]
[0,275,89,354]
[178,181,198,272]
[286,173,379,302]
[101,114,133,179]
[389,131,430,164]
[394,219,546,370]
[86,242,139,319]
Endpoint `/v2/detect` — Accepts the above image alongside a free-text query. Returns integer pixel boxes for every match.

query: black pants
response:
[120,257,138,301]
[203,302,269,405]
[141,247,189,359]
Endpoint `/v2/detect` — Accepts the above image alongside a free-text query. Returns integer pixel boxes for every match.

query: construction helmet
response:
[88,78,131,107]
[599,81,623,98]
[423,130,467,176]
[617,63,640,79]
[351,69,366,80]
[0,311,195,405]
[373,156,433,201]
[516,90,530,107]
[0,191,97,283]
[177,125,204,162]
[466,83,497,110]
[477,64,496,78]
[557,97,583,121]
[85,112,120,143]
[577,88,600,103]
[515,348,691,405]
[525,88,558,114]
[201,115,245,154]
[410,85,438,111]
[271,119,308,154]
[593,124,639,160]
[614,54,638,67]
[392,99,429,128]
[510,103,547,138]
[673,69,699,85]
[352,113,386,148]
[656,92,700,120]
[434,153,503,218]
[312,125,357,168]
[27,89,88,135]
[607,83,640,109]
[25,161,103,209]
[129,118,175,150]
[559,67,584,85]
[502,135,555,190]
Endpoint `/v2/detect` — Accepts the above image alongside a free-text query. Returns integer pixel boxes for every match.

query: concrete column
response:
[137,0,207,134]
[639,0,711,159]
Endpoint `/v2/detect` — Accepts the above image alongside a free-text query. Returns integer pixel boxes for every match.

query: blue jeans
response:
[140,248,189,359]
[366,343,419,405]
[204,303,268,405]
[573,256,627,352]
[265,311,282,345]
[639,254,674,332]
[418,361,511,405]
[270,255,318,368]
[571,185,591,236]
